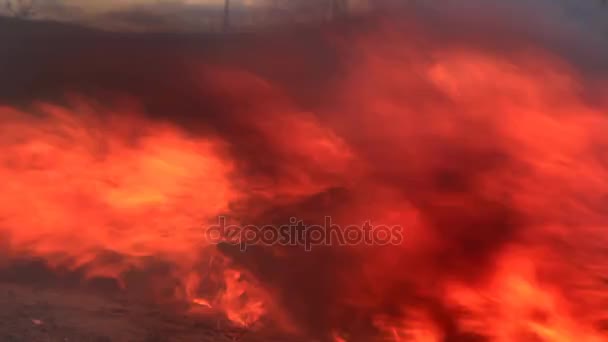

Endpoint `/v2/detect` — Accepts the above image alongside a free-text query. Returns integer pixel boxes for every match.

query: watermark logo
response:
[206,216,403,251]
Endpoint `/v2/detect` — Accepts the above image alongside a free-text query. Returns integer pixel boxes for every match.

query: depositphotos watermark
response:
[205,216,403,251]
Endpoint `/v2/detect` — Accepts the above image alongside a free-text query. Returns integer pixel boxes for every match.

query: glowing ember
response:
[192,298,212,308]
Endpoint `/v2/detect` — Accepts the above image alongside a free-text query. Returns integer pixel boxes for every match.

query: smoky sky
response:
[1,1,608,341]
[0,0,372,32]
[1,0,606,105]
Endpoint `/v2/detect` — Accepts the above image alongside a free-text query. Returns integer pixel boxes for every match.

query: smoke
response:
[0,1,607,341]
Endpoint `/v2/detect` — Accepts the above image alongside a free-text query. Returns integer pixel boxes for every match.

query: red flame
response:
[0,98,268,326]
[1,16,608,341]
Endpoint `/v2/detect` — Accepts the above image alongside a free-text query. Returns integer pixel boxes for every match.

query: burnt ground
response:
[0,260,302,342]
[0,280,303,342]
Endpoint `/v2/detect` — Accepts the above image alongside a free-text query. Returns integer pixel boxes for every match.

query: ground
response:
[0,281,300,342]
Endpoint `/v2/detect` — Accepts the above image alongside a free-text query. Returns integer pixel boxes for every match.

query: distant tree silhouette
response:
[4,0,36,18]
[223,0,230,32]
[327,0,348,21]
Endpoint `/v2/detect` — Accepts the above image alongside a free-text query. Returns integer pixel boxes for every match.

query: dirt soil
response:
[0,281,302,342]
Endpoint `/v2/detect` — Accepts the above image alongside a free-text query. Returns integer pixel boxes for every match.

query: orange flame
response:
[0,98,267,325]
[1,17,608,341]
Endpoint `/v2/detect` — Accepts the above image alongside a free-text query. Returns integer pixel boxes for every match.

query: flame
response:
[0,98,267,325]
[192,298,212,308]
[315,21,608,341]
[0,100,231,263]
[440,250,606,342]
[1,15,608,341]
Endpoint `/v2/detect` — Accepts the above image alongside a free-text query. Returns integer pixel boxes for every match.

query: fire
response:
[0,100,232,263]
[0,98,266,325]
[192,298,212,308]
[312,21,608,341]
[1,11,608,341]
[441,250,606,342]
